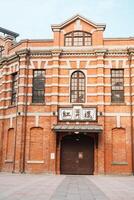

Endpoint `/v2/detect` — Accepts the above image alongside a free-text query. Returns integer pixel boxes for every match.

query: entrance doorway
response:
[60,134,94,175]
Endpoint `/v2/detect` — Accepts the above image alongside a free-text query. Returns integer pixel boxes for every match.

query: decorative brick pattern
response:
[0,15,134,174]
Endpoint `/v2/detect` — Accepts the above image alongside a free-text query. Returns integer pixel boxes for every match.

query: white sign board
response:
[50,153,55,160]
[59,106,96,121]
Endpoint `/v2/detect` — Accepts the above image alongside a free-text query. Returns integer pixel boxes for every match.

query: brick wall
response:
[0,15,134,174]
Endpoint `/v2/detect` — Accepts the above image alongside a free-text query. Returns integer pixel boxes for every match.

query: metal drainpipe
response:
[21,49,30,173]
[128,49,134,175]
[56,58,60,174]
[12,54,20,173]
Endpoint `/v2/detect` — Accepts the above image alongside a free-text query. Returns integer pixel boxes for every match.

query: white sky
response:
[0,0,134,40]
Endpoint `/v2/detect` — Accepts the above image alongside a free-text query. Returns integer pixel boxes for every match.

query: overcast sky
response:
[0,0,133,40]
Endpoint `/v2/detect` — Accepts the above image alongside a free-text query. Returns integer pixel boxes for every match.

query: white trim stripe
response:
[0,111,132,120]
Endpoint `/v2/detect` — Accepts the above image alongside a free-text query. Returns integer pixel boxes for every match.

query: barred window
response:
[111,69,124,103]
[65,31,91,46]
[11,73,17,105]
[32,70,45,103]
[70,71,85,103]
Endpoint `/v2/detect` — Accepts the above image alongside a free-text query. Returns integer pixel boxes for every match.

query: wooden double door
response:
[61,134,94,175]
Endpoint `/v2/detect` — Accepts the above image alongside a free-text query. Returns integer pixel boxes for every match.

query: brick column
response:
[13,50,29,173]
[128,48,134,174]
[95,50,106,174]
[49,50,61,173]
[0,60,7,171]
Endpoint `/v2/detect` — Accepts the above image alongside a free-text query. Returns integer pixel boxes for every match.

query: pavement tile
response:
[50,175,109,200]
[0,173,134,200]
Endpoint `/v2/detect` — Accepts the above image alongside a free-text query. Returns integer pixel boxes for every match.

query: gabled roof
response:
[51,14,106,31]
[0,27,19,38]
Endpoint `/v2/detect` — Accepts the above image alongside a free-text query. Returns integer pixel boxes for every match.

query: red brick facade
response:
[0,15,134,174]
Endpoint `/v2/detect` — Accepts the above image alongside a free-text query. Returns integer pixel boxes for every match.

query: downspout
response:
[128,49,134,174]
[56,55,60,174]
[21,48,30,173]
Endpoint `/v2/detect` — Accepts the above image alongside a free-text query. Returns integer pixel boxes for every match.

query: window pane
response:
[65,31,91,46]
[78,92,84,103]
[32,70,45,103]
[74,32,83,36]
[111,69,124,103]
[112,78,123,90]
[73,37,83,46]
[74,38,83,42]
[85,36,91,46]
[11,73,17,105]
[34,79,44,90]
[65,37,72,46]
[111,91,124,103]
[74,42,83,46]
[85,37,91,41]
[71,71,85,103]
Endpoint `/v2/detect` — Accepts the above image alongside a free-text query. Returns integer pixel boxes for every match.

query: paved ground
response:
[0,173,134,200]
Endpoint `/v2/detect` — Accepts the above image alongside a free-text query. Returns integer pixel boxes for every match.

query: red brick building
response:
[0,15,134,175]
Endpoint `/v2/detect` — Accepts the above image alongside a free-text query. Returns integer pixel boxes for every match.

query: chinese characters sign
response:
[59,106,97,121]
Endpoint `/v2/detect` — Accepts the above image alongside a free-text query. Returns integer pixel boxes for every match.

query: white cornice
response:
[29,45,134,51]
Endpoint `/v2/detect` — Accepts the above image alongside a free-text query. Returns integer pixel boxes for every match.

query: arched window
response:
[65,31,91,46]
[70,71,85,103]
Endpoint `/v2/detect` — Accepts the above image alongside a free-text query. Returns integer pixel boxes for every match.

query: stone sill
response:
[112,162,128,165]
[8,105,16,109]
[27,160,44,164]
[110,103,126,106]
[5,160,13,163]
[30,103,46,106]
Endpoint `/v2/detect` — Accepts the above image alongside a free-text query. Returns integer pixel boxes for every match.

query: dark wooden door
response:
[61,134,94,175]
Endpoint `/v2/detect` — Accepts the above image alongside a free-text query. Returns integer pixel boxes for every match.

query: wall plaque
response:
[50,153,55,160]
[78,152,83,159]
[59,106,97,121]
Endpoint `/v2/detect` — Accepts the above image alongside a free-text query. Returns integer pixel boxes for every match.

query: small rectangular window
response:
[0,46,4,58]
[111,69,124,103]
[11,73,17,105]
[32,70,45,103]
